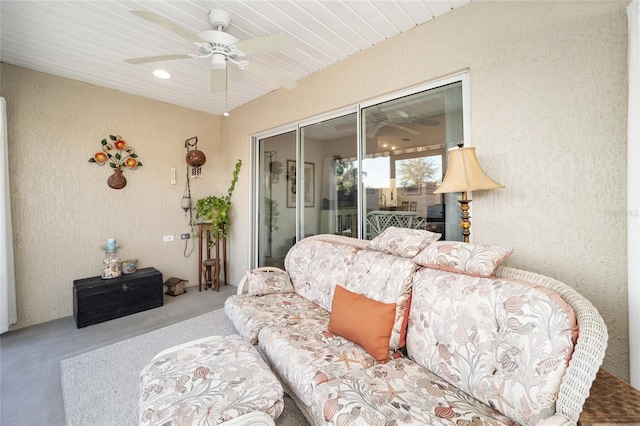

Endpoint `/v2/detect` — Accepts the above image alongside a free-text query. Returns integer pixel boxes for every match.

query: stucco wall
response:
[2,0,630,380]
[1,63,222,329]
[221,1,630,379]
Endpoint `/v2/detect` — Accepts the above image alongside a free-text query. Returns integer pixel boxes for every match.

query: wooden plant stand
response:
[197,222,227,292]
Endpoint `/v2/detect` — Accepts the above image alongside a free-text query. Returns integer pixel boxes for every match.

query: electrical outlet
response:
[163,235,174,242]
[180,233,190,240]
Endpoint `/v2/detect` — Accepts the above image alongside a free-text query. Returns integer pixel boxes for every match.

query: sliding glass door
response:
[254,74,468,267]
[300,113,358,239]
[255,112,359,268]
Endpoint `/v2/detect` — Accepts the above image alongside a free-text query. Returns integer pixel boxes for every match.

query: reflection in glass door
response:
[257,131,295,269]
[300,113,358,239]
[362,81,464,241]
[395,154,444,234]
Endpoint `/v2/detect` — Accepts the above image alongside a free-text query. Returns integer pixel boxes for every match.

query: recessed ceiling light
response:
[152,69,172,80]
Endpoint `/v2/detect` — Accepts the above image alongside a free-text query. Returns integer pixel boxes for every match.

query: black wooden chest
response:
[73,267,163,328]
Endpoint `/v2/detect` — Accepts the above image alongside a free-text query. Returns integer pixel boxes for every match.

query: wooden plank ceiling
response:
[0,1,470,115]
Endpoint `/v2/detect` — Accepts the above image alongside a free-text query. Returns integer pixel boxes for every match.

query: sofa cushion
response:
[368,226,441,258]
[328,285,397,363]
[412,241,513,277]
[407,267,577,425]
[224,293,329,344]
[342,249,416,353]
[258,321,377,407]
[245,269,295,296]
[284,239,360,311]
[311,357,515,426]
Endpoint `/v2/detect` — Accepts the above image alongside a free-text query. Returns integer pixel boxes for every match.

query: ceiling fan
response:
[394,110,440,127]
[124,9,297,93]
[335,113,440,137]
[366,118,421,138]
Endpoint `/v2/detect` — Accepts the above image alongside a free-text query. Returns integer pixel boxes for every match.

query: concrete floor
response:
[0,284,237,426]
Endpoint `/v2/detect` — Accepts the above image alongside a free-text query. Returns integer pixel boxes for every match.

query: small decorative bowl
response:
[121,259,138,274]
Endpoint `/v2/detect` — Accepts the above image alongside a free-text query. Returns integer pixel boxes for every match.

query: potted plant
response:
[194,159,242,241]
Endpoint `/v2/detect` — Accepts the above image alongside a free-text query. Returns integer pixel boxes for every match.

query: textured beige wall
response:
[221,1,630,378]
[2,63,222,330]
[2,0,630,380]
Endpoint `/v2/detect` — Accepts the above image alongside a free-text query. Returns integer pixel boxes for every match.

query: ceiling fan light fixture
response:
[211,53,227,70]
[152,69,172,79]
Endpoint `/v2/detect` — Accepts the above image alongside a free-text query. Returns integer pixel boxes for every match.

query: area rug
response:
[61,308,309,426]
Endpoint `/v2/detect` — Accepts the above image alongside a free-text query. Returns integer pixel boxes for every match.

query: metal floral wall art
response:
[89,134,143,189]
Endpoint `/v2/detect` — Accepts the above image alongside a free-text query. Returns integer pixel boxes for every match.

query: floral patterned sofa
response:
[224,230,608,426]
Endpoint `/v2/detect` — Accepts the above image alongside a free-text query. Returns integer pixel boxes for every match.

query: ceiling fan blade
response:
[130,10,201,44]
[233,33,294,56]
[416,118,440,126]
[393,110,440,126]
[124,54,191,65]
[389,124,420,135]
[211,68,226,93]
[243,61,297,90]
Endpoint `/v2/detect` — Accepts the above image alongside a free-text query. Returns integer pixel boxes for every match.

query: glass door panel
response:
[257,131,295,268]
[300,113,358,239]
[362,82,463,240]
[394,155,444,234]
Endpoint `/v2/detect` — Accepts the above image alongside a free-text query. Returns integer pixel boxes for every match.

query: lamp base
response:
[458,192,471,243]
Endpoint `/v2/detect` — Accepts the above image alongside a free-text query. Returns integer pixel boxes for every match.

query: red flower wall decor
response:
[88,134,143,189]
[89,134,142,170]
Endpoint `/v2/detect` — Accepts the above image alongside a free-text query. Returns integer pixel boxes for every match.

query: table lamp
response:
[434,147,504,243]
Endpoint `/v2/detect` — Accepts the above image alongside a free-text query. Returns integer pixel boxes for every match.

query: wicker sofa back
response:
[226,233,607,425]
[407,267,578,425]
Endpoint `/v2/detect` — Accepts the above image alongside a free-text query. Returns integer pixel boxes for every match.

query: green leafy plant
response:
[194,159,242,240]
[334,156,366,207]
[266,197,279,232]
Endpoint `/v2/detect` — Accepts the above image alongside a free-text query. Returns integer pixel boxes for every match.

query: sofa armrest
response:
[495,266,608,423]
[237,266,288,295]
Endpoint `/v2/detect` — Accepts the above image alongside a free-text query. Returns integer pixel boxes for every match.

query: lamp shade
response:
[434,147,503,194]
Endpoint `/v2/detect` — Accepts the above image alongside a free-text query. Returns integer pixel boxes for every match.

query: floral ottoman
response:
[139,335,284,425]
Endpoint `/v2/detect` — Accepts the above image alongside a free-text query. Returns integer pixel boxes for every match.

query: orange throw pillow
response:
[328,285,397,363]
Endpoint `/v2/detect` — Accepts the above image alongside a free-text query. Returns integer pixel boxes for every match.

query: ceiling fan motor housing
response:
[196,28,241,70]
[198,29,239,46]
